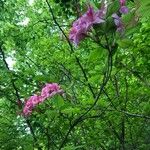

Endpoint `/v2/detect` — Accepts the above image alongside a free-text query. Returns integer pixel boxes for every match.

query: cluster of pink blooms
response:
[69,1,129,45]
[69,5,107,46]
[23,83,63,116]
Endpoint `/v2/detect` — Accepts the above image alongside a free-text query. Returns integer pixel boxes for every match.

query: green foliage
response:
[0,0,150,150]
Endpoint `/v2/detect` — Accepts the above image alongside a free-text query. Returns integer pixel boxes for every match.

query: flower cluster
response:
[23,83,63,116]
[69,5,107,46]
[69,1,130,45]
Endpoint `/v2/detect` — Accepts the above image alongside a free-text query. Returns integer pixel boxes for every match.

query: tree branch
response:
[45,1,113,148]
[45,0,96,98]
[0,45,42,150]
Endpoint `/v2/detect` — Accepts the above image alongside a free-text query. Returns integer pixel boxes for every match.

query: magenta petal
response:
[112,13,124,33]
[85,5,95,22]
[119,6,128,14]
[22,83,63,116]
[41,83,62,99]
[69,4,106,45]
[119,0,126,6]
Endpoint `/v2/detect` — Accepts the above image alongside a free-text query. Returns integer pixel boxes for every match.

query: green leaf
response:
[117,39,133,48]
[106,0,120,18]
[52,95,64,109]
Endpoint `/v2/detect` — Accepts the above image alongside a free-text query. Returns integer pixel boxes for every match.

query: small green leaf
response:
[52,95,64,109]
[106,0,120,18]
[117,39,133,48]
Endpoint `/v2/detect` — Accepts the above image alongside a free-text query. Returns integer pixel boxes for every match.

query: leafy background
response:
[0,0,150,149]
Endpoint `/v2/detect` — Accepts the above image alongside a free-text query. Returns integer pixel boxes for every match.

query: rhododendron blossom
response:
[69,5,106,45]
[112,13,124,33]
[41,83,63,99]
[23,95,43,116]
[119,0,128,14]
[83,6,105,26]
[22,83,63,116]
[120,0,126,6]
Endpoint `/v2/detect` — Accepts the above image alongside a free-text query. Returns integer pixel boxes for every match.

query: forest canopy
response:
[0,0,150,150]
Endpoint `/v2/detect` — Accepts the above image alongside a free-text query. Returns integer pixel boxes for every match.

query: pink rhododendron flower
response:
[112,13,124,33]
[23,95,42,116]
[120,6,128,14]
[119,0,128,14]
[120,0,126,6]
[41,83,63,99]
[69,23,87,46]
[22,83,63,116]
[84,5,105,26]
[69,4,106,45]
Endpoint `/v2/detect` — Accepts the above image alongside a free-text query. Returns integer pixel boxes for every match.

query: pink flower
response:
[22,83,63,116]
[23,95,42,116]
[73,14,91,30]
[48,90,64,98]
[119,0,128,14]
[69,25,87,46]
[84,5,105,26]
[23,107,32,116]
[32,96,43,106]
[119,0,126,6]
[119,6,128,14]
[69,5,106,45]
[41,83,63,99]
[112,13,124,33]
